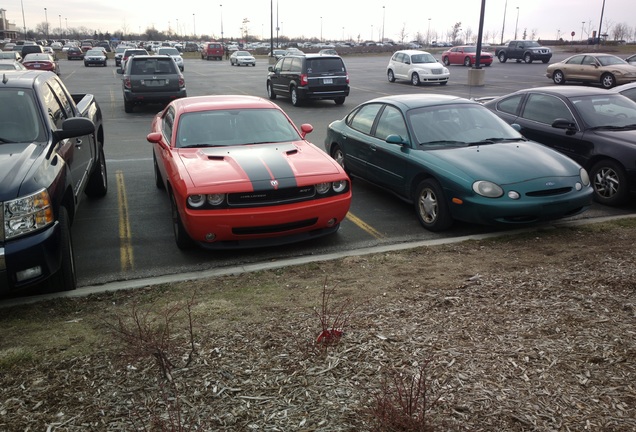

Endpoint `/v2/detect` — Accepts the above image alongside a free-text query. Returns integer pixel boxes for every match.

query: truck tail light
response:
[300,73,308,86]
[345,73,350,84]
[123,76,131,89]
[179,76,185,88]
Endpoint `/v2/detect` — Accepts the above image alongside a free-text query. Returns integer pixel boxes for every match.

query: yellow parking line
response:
[346,212,385,239]
[116,171,134,271]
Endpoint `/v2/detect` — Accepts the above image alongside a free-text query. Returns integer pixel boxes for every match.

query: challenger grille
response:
[228,186,316,207]
[232,218,318,235]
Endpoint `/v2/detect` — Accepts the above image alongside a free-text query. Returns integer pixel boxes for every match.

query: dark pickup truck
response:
[495,40,552,64]
[0,70,107,294]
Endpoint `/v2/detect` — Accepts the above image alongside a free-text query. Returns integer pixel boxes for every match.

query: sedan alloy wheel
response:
[415,179,452,231]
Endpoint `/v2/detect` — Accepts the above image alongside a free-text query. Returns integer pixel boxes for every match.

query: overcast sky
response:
[4,0,633,43]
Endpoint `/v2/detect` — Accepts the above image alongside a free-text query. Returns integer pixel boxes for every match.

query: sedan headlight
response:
[472,181,504,198]
[3,189,54,240]
[580,168,590,186]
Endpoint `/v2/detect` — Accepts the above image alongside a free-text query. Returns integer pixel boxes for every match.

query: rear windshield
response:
[130,58,176,74]
[306,58,345,74]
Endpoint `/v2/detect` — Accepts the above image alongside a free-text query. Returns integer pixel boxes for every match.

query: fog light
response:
[327,218,337,227]
[575,183,582,191]
[16,266,42,283]
[508,191,520,200]
[205,233,216,242]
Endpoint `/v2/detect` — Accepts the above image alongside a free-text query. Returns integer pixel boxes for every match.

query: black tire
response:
[124,100,133,113]
[291,86,301,106]
[267,81,277,100]
[387,69,396,82]
[50,207,77,291]
[411,73,420,86]
[463,56,471,67]
[154,152,165,189]
[442,57,450,66]
[590,159,628,206]
[601,73,616,89]
[334,97,345,105]
[439,81,448,85]
[552,70,565,85]
[524,53,533,63]
[414,179,453,232]
[85,146,108,197]
[170,192,195,249]
[542,59,550,64]
[498,52,507,63]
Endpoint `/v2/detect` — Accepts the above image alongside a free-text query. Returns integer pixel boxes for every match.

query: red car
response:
[21,53,60,75]
[441,45,493,67]
[146,95,352,250]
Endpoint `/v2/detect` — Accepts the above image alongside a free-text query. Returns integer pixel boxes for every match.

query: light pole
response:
[342,26,344,42]
[65,17,68,33]
[192,14,196,38]
[500,0,507,44]
[320,16,323,43]
[514,6,519,40]
[220,4,224,43]
[581,21,585,41]
[176,18,179,37]
[427,18,431,45]
[44,7,49,40]
[381,6,385,44]
[58,14,61,37]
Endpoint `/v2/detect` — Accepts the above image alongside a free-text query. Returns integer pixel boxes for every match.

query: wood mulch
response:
[1,223,635,431]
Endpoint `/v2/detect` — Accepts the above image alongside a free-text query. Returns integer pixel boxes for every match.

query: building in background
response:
[0,9,19,41]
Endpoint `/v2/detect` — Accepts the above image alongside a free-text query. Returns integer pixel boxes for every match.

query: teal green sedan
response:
[324,94,594,231]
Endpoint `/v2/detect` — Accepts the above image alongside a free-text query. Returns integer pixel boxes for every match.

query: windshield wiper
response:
[589,124,636,131]
[179,144,225,148]
[419,140,466,146]
[468,137,525,146]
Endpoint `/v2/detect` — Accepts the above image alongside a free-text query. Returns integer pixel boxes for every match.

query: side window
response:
[161,107,175,145]
[291,57,302,72]
[619,88,636,102]
[348,104,382,135]
[374,106,409,142]
[40,82,66,129]
[496,94,524,115]
[566,55,584,65]
[47,78,74,119]
[280,57,292,72]
[522,94,574,124]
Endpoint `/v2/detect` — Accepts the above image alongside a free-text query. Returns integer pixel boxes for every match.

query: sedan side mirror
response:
[551,118,576,130]
[386,134,408,145]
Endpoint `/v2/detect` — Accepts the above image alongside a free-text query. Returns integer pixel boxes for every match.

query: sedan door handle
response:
[74,138,83,148]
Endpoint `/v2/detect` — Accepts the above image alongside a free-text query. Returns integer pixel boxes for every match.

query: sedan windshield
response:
[85,50,104,56]
[176,109,301,148]
[596,55,628,66]
[408,103,523,147]
[235,51,250,56]
[571,94,636,128]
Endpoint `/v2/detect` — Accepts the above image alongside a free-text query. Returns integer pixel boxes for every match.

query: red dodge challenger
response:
[147,95,352,250]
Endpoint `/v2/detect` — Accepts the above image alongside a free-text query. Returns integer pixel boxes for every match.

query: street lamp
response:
[193,14,196,38]
[44,7,48,40]
[514,6,519,40]
[320,16,323,43]
[176,18,179,37]
[220,4,224,43]
[58,14,61,37]
[581,21,585,41]
[427,18,431,45]
[500,0,507,44]
[381,6,385,44]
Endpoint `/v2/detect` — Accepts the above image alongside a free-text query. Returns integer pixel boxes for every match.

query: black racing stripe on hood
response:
[231,148,298,190]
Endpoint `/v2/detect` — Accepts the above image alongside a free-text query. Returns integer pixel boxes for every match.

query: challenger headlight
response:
[3,189,54,240]
[316,183,331,195]
[187,194,206,208]
[472,181,504,198]
[332,180,348,193]
[207,194,225,206]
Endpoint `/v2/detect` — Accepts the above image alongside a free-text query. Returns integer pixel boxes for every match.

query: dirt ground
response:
[0,218,635,431]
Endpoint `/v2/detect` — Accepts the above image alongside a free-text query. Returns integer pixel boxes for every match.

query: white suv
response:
[157,47,185,72]
[387,50,450,86]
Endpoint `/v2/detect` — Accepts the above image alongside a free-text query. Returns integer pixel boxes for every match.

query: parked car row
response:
[108,49,636,247]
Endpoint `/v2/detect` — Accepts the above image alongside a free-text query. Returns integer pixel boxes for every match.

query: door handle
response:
[75,138,83,148]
